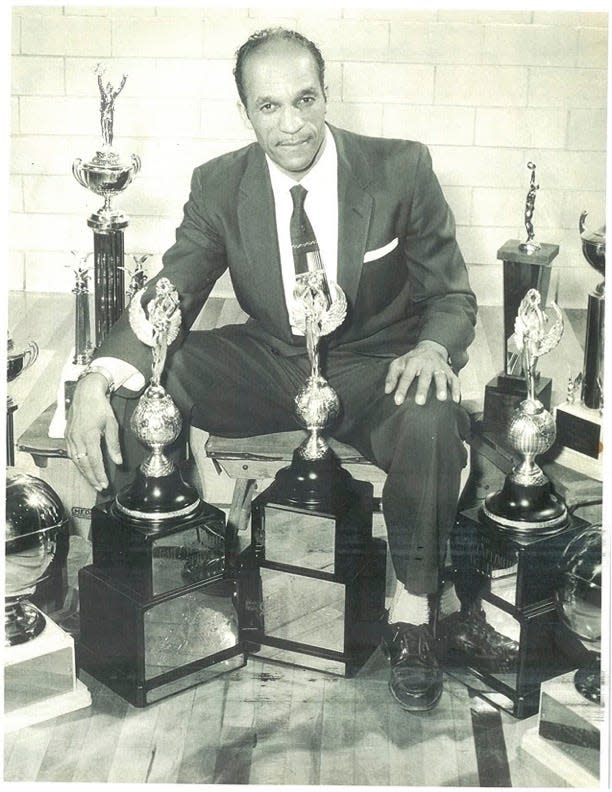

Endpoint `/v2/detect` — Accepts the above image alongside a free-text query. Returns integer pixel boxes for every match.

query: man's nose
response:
[278,105,303,133]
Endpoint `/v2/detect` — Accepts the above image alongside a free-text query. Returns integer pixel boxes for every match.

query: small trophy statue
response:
[482,289,568,535]
[124,253,151,301]
[72,65,141,347]
[115,278,199,519]
[519,162,541,255]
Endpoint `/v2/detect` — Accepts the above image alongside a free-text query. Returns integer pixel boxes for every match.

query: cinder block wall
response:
[10,6,608,306]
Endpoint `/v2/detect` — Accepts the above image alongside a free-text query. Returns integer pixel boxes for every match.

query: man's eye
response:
[260,103,275,113]
[299,96,315,106]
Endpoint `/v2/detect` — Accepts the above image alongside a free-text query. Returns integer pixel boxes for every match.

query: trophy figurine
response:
[519,162,541,255]
[72,65,141,347]
[482,289,568,534]
[123,252,152,301]
[115,278,199,519]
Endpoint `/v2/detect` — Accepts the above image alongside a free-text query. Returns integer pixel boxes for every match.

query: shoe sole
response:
[388,680,443,713]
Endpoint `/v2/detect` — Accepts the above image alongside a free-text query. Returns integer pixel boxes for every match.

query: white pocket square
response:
[363,237,399,263]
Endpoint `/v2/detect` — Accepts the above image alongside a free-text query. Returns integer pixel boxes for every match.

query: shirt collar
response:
[265,124,337,195]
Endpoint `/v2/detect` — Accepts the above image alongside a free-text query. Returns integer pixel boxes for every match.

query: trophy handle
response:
[72,158,88,190]
[579,210,588,235]
[130,153,142,177]
[21,340,39,372]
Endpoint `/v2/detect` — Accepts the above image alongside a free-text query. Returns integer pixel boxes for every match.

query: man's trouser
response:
[108,324,470,596]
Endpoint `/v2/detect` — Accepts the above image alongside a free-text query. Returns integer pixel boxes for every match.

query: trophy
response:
[483,163,557,435]
[77,278,245,707]
[482,289,568,535]
[72,65,141,348]
[48,251,95,438]
[240,272,387,676]
[4,471,91,731]
[6,333,39,466]
[124,252,151,301]
[554,214,605,479]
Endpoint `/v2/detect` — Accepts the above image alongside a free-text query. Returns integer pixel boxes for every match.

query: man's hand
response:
[65,373,122,491]
[384,340,460,406]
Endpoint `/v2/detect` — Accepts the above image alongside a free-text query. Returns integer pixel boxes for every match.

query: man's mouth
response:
[278,138,310,147]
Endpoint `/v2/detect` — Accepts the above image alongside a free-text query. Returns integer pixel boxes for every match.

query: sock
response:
[438,580,461,619]
[388,586,429,626]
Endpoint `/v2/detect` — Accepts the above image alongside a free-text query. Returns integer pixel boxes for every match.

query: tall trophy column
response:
[72,66,141,348]
[483,162,558,436]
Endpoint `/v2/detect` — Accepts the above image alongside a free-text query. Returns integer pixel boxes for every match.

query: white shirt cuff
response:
[93,357,146,392]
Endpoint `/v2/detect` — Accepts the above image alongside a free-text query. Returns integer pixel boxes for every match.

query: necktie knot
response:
[290,184,307,212]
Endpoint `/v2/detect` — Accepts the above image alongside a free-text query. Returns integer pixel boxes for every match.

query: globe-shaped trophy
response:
[482,288,568,534]
[273,269,350,508]
[114,278,200,521]
[556,525,602,704]
[5,471,68,646]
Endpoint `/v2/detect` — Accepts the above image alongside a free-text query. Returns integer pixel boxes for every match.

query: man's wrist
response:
[76,363,115,395]
[415,339,449,362]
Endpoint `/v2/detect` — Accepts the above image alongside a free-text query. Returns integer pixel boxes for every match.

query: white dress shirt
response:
[95,125,339,391]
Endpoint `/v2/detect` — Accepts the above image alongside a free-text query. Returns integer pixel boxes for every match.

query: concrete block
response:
[10,176,23,213]
[561,194,605,232]
[124,177,181,218]
[437,10,532,24]
[11,56,64,96]
[22,175,86,214]
[21,15,112,56]
[13,5,63,15]
[471,187,564,230]
[343,62,434,104]
[577,26,609,69]
[323,62,342,102]
[20,97,98,136]
[326,102,383,138]
[389,22,485,65]
[383,105,475,147]
[155,59,236,100]
[11,15,20,55]
[483,24,577,67]
[342,8,436,21]
[11,97,19,136]
[8,251,25,292]
[201,17,295,59]
[456,225,520,267]
[567,109,607,152]
[298,19,390,61]
[126,215,178,255]
[9,213,78,253]
[430,145,525,188]
[112,18,204,58]
[118,97,200,139]
[65,58,155,98]
[24,251,78,293]
[466,263,504,306]
[528,67,607,109]
[442,186,472,227]
[526,149,606,191]
[475,108,566,149]
[200,100,254,140]
[435,65,528,107]
[532,11,608,27]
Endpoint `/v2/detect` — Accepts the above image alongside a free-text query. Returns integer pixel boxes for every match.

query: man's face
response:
[239,41,327,180]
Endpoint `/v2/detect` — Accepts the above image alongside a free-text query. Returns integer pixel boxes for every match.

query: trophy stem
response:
[92,229,125,347]
[582,287,605,409]
[73,290,93,366]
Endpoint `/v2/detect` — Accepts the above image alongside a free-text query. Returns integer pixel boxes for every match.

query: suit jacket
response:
[97,125,477,381]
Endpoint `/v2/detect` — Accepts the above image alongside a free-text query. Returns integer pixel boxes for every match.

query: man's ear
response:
[237,101,253,130]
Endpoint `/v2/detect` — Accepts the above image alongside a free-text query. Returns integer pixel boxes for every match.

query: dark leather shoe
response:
[439,608,519,672]
[385,622,443,712]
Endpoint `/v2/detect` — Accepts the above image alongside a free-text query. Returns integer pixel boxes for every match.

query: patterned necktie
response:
[289,184,331,306]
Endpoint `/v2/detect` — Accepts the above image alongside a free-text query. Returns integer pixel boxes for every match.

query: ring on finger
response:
[74,452,88,460]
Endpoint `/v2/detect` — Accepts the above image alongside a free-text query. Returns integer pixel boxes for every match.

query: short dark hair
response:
[233,27,326,107]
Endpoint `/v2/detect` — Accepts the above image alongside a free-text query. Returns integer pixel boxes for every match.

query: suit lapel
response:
[332,126,374,311]
[237,146,292,340]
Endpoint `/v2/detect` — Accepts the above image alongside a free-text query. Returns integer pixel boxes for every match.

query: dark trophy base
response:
[575,655,601,705]
[482,477,568,536]
[115,467,200,522]
[483,374,552,436]
[78,565,245,707]
[272,447,354,511]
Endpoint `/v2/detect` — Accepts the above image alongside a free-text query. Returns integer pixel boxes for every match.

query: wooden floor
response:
[4,291,595,786]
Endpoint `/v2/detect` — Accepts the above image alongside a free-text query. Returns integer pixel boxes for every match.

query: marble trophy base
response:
[482,373,552,437]
[48,351,88,438]
[554,401,603,481]
[521,670,602,786]
[4,610,91,732]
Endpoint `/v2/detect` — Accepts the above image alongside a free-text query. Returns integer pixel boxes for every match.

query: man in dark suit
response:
[67,28,487,712]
